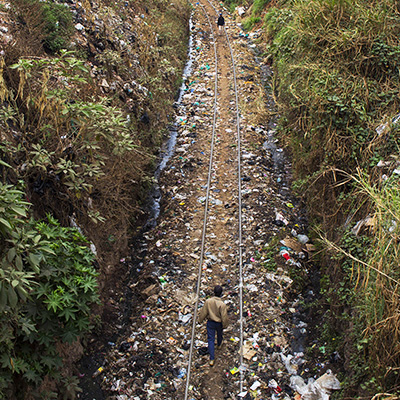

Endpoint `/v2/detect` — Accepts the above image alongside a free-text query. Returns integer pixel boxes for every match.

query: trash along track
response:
[82,2,344,400]
[183,0,245,399]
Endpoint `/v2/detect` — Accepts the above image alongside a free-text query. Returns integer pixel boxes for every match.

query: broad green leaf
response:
[11,280,19,288]
[24,369,39,383]
[15,256,23,270]
[8,286,18,308]
[44,294,62,313]
[0,354,12,369]
[0,217,12,230]
[81,276,98,293]
[7,248,16,263]
[10,357,28,373]
[60,290,74,306]
[40,355,62,370]
[59,307,77,321]
[0,284,7,311]
[15,285,28,302]
[76,316,90,331]
[20,319,37,336]
[61,329,78,343]
[34,282,50,299]
[28,253,41,269]
[41,246,56,255]
[10,205,27,217]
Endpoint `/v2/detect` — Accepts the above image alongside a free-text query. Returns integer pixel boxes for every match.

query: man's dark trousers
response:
[207,320,223,361]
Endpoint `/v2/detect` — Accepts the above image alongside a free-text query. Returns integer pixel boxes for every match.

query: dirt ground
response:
[78,1,340,399]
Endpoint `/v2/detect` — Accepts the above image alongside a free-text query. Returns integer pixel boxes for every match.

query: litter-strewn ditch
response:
[78,7,343,400]
[77,15,196,400]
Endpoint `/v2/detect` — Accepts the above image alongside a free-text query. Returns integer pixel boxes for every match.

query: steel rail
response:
[203,0,245,393]
[222,11,245,395]
[183,0,244,397]
[183,2,219,399]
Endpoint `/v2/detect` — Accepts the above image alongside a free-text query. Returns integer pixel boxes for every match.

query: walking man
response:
[199,285,229,366]
[217,13,225,35]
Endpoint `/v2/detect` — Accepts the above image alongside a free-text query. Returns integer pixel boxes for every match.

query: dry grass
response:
[318,169,400,390]
[265,0,400,392]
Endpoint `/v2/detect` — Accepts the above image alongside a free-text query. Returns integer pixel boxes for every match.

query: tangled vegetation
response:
[0,0,190,397]
[260,0,400,396]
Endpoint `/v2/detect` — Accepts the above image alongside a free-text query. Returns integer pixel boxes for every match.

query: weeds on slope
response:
[0,0,190,396]
[318,170,400,395]
[263,0,400,396]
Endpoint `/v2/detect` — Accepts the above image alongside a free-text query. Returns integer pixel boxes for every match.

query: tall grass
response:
[322,171,400,391]
[264,0,400,394]
[354,173,400,368]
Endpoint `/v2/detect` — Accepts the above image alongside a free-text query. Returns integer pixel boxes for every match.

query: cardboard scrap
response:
[240,341,257,360]
[281,237,302,252]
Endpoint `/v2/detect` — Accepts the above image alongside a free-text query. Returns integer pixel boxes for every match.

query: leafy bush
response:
[0,182,99,398]
[3,51,144,224]
[10,0,73,55]
[41,2,74,54]
[265,0,400,177]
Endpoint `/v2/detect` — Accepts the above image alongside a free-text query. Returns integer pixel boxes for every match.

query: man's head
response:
[214,285,223,297]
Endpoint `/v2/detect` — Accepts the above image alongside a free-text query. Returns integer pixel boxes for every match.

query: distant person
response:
[199,285,229,366]
[217,13,225,35]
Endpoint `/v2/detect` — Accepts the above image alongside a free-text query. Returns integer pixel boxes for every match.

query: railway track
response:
[184,0,245,397]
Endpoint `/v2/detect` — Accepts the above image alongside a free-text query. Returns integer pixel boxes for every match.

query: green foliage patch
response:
[242,16,261,31]
[252,0,271,15]
[264,0,400,395]
[41,2,74,54]
[12,0,74,55]
[1,51,144,224]
[265,0,400,178]
[0,182,99,398]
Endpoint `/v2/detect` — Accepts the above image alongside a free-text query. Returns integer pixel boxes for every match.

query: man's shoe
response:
[209,360,215,366]
[217,341,223,349]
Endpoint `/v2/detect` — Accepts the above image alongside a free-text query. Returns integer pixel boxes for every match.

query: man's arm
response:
[199,301,208,323]
[221,303,229,329]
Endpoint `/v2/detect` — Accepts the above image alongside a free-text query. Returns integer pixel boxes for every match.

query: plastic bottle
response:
[279,250,290,261]
[92,366,104,378]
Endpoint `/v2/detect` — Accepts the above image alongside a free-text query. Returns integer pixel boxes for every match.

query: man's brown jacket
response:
[199,296,229,328]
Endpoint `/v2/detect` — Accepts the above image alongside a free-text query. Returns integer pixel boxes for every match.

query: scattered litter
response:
[290,370,341,400]
[81,5,336,399]
[351,216,375,236]
[237,6,246,16]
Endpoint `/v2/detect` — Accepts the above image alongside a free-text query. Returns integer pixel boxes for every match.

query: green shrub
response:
[41,2,74,54]
[0,182,99,397]
[11,0,73,54]
[264,0,400,178]
[265,0,400,395]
